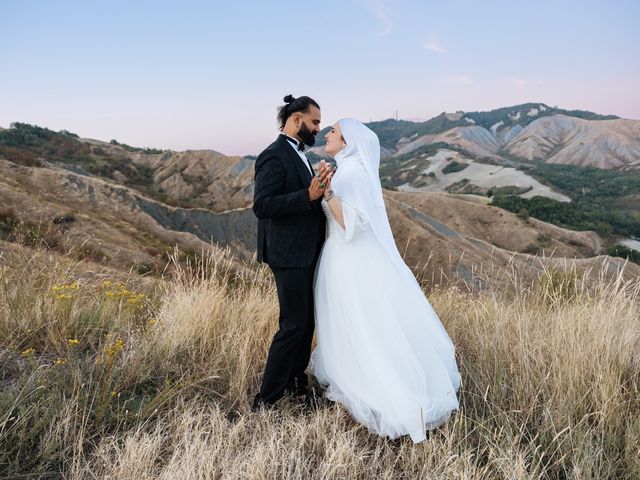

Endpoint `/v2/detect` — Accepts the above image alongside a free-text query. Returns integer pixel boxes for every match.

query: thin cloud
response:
[423,40,445,54]
[361,0,394,36]
[445,75,474,86]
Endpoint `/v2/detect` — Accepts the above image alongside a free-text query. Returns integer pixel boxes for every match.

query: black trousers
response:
[258,263,317,404]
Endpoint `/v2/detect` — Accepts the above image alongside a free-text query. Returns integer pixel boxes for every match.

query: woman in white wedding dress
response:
[309,118,461,443]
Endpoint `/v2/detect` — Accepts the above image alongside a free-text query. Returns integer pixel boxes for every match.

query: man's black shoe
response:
[251,394,276,413]
[299,387,325,411]
[284,385,309,399]
[284,376,309,398]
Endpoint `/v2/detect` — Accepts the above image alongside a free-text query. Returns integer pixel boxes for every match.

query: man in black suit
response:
[252,95,331,410]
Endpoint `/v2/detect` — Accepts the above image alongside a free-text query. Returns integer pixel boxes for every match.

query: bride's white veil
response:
[331,118,415,283]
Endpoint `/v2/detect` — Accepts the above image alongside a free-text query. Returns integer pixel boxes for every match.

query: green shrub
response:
[490,194,637,237]
[136,261,156,276]
[517,208,529,220]
[606,245,640,265]
[441,160,469,174]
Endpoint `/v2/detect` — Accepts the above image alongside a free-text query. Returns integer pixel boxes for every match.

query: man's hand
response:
[308,161,333,201]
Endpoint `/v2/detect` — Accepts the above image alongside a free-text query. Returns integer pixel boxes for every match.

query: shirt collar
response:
[281,133,301,147]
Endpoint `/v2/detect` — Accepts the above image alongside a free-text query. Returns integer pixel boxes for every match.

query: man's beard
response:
[297,123,316,147]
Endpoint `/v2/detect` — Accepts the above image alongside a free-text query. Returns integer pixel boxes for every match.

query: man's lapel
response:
[278,135,313,186]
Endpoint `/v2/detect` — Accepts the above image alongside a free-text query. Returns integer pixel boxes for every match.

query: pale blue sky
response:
[1,0,638,155]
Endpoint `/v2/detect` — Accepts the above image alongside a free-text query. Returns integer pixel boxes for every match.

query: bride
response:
[309,118,461,443]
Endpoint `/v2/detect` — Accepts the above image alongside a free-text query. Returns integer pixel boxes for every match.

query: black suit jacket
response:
[253,135,326,268]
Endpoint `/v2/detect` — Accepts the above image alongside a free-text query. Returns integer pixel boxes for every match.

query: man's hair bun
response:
[276,95,320,130]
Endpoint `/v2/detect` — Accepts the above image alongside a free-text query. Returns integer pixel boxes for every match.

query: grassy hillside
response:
[0,123,162,170]
[490,163,640,242]
[0,123,168,201]
[1,247,639,478]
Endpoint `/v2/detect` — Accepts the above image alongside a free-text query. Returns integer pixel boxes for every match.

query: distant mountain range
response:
[1,102,639,289]
[311,103,639,171]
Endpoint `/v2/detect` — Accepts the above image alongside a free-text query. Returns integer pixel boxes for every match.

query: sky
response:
[1,0,639,155]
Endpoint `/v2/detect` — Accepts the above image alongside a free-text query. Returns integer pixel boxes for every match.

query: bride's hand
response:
[323,172,334,199]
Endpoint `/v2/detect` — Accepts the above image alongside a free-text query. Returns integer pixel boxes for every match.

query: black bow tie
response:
[285,135,305,152]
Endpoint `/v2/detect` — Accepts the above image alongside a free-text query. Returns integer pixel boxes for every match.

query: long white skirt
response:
[309,208,461,443]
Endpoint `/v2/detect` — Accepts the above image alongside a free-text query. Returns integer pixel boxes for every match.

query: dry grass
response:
[0,246,639,479]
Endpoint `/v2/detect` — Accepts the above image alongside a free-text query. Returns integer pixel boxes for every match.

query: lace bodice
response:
[321,199,370,242]
[321,200,338,239]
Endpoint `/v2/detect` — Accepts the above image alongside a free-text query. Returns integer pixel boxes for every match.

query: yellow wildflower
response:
[68,338,80,347]
[104,283,145,308]
[54,357,66,366]
[21,347,35,357]
[104,338,125,358]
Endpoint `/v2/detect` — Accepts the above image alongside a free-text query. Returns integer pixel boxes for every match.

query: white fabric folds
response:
[331,118,416,284]
[310,118,461,443]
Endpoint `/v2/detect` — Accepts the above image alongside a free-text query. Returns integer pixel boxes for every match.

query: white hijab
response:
[331,118,415,283]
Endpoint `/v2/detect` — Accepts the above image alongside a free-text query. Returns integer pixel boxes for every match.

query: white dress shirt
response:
[283,134,314,175]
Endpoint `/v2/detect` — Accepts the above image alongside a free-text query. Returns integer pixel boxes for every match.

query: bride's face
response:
[324,123,346,156]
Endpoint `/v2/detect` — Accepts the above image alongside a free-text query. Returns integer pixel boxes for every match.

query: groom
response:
[251,95,331,411]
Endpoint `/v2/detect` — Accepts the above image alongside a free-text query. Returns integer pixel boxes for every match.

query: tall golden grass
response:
[0,246,638,479]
